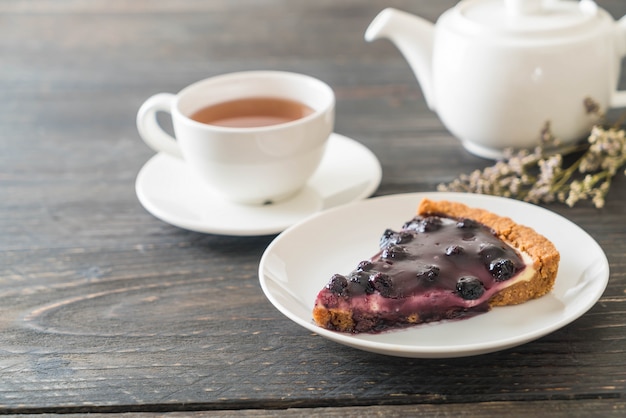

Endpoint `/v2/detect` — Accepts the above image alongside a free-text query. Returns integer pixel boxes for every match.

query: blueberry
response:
[461,232,476,241]
[418,216,443,233]
[489,258,517,281]
[348,270,374,294]
[479,245,506,263]
[445,245,464,256]
[417,265,440,283]
[456,218,479,229]
[382,245,406,260]
[404,216,442,233]
[348,270,370,284]
[357,260,374,271]
[395,231,413,244]
[456,276,485,300]
[370,272,393,297]
[402,217,421,230]
[380,229,413,248]
[327,274,348,296]
[379,229,395,248]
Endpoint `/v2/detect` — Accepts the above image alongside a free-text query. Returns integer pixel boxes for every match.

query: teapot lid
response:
[453,0,608,35]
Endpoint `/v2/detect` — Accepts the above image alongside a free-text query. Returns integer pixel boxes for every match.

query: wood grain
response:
[1,0,625,415]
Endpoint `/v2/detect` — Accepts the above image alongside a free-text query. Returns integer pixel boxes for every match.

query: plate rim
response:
[258,191,610,358]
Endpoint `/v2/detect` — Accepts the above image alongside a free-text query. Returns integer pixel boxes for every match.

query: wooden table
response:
[2,0,625,416]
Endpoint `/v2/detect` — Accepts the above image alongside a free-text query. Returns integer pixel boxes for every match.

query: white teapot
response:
[366,0,626,158]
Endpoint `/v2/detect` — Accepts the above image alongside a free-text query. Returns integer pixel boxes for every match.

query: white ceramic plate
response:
[135,133,382,236]
[259,192,610,358]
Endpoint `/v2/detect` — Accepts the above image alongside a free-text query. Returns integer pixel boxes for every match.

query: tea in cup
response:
[136,71,335,205]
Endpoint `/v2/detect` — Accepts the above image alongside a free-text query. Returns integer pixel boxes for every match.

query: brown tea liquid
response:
[190,97,314,128]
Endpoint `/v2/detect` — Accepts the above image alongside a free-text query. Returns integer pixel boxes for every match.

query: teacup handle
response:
[136,93,183,159]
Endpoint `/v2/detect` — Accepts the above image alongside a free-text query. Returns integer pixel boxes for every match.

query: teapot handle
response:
[611,92,626,108]
[611,15,626,108]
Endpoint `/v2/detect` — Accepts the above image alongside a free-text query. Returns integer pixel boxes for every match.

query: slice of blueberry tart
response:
[313,198,560,334]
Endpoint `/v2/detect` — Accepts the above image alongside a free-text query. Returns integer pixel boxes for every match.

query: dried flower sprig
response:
[438,98,626,208]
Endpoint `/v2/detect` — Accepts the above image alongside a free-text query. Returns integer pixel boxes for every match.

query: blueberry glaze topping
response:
[324,216,525,301]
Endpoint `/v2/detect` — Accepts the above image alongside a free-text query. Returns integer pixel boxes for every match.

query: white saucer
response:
[135,133,382,236]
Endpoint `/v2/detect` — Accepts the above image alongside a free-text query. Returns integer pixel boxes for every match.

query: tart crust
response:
[313,198,560,332]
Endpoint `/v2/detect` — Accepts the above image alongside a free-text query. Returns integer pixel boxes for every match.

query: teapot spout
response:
[365,8,436,110]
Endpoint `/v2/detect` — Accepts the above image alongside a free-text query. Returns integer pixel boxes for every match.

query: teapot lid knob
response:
[453,0,606,34]
[505,0,599,17]
[579,0,598,16]
[505,0,543,16]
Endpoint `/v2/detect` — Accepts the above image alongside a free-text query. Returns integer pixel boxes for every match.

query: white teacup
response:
[136,71,335,205]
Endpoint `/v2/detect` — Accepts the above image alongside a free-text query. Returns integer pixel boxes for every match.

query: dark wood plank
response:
[12,399,626,416]
[1,0,626,415]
